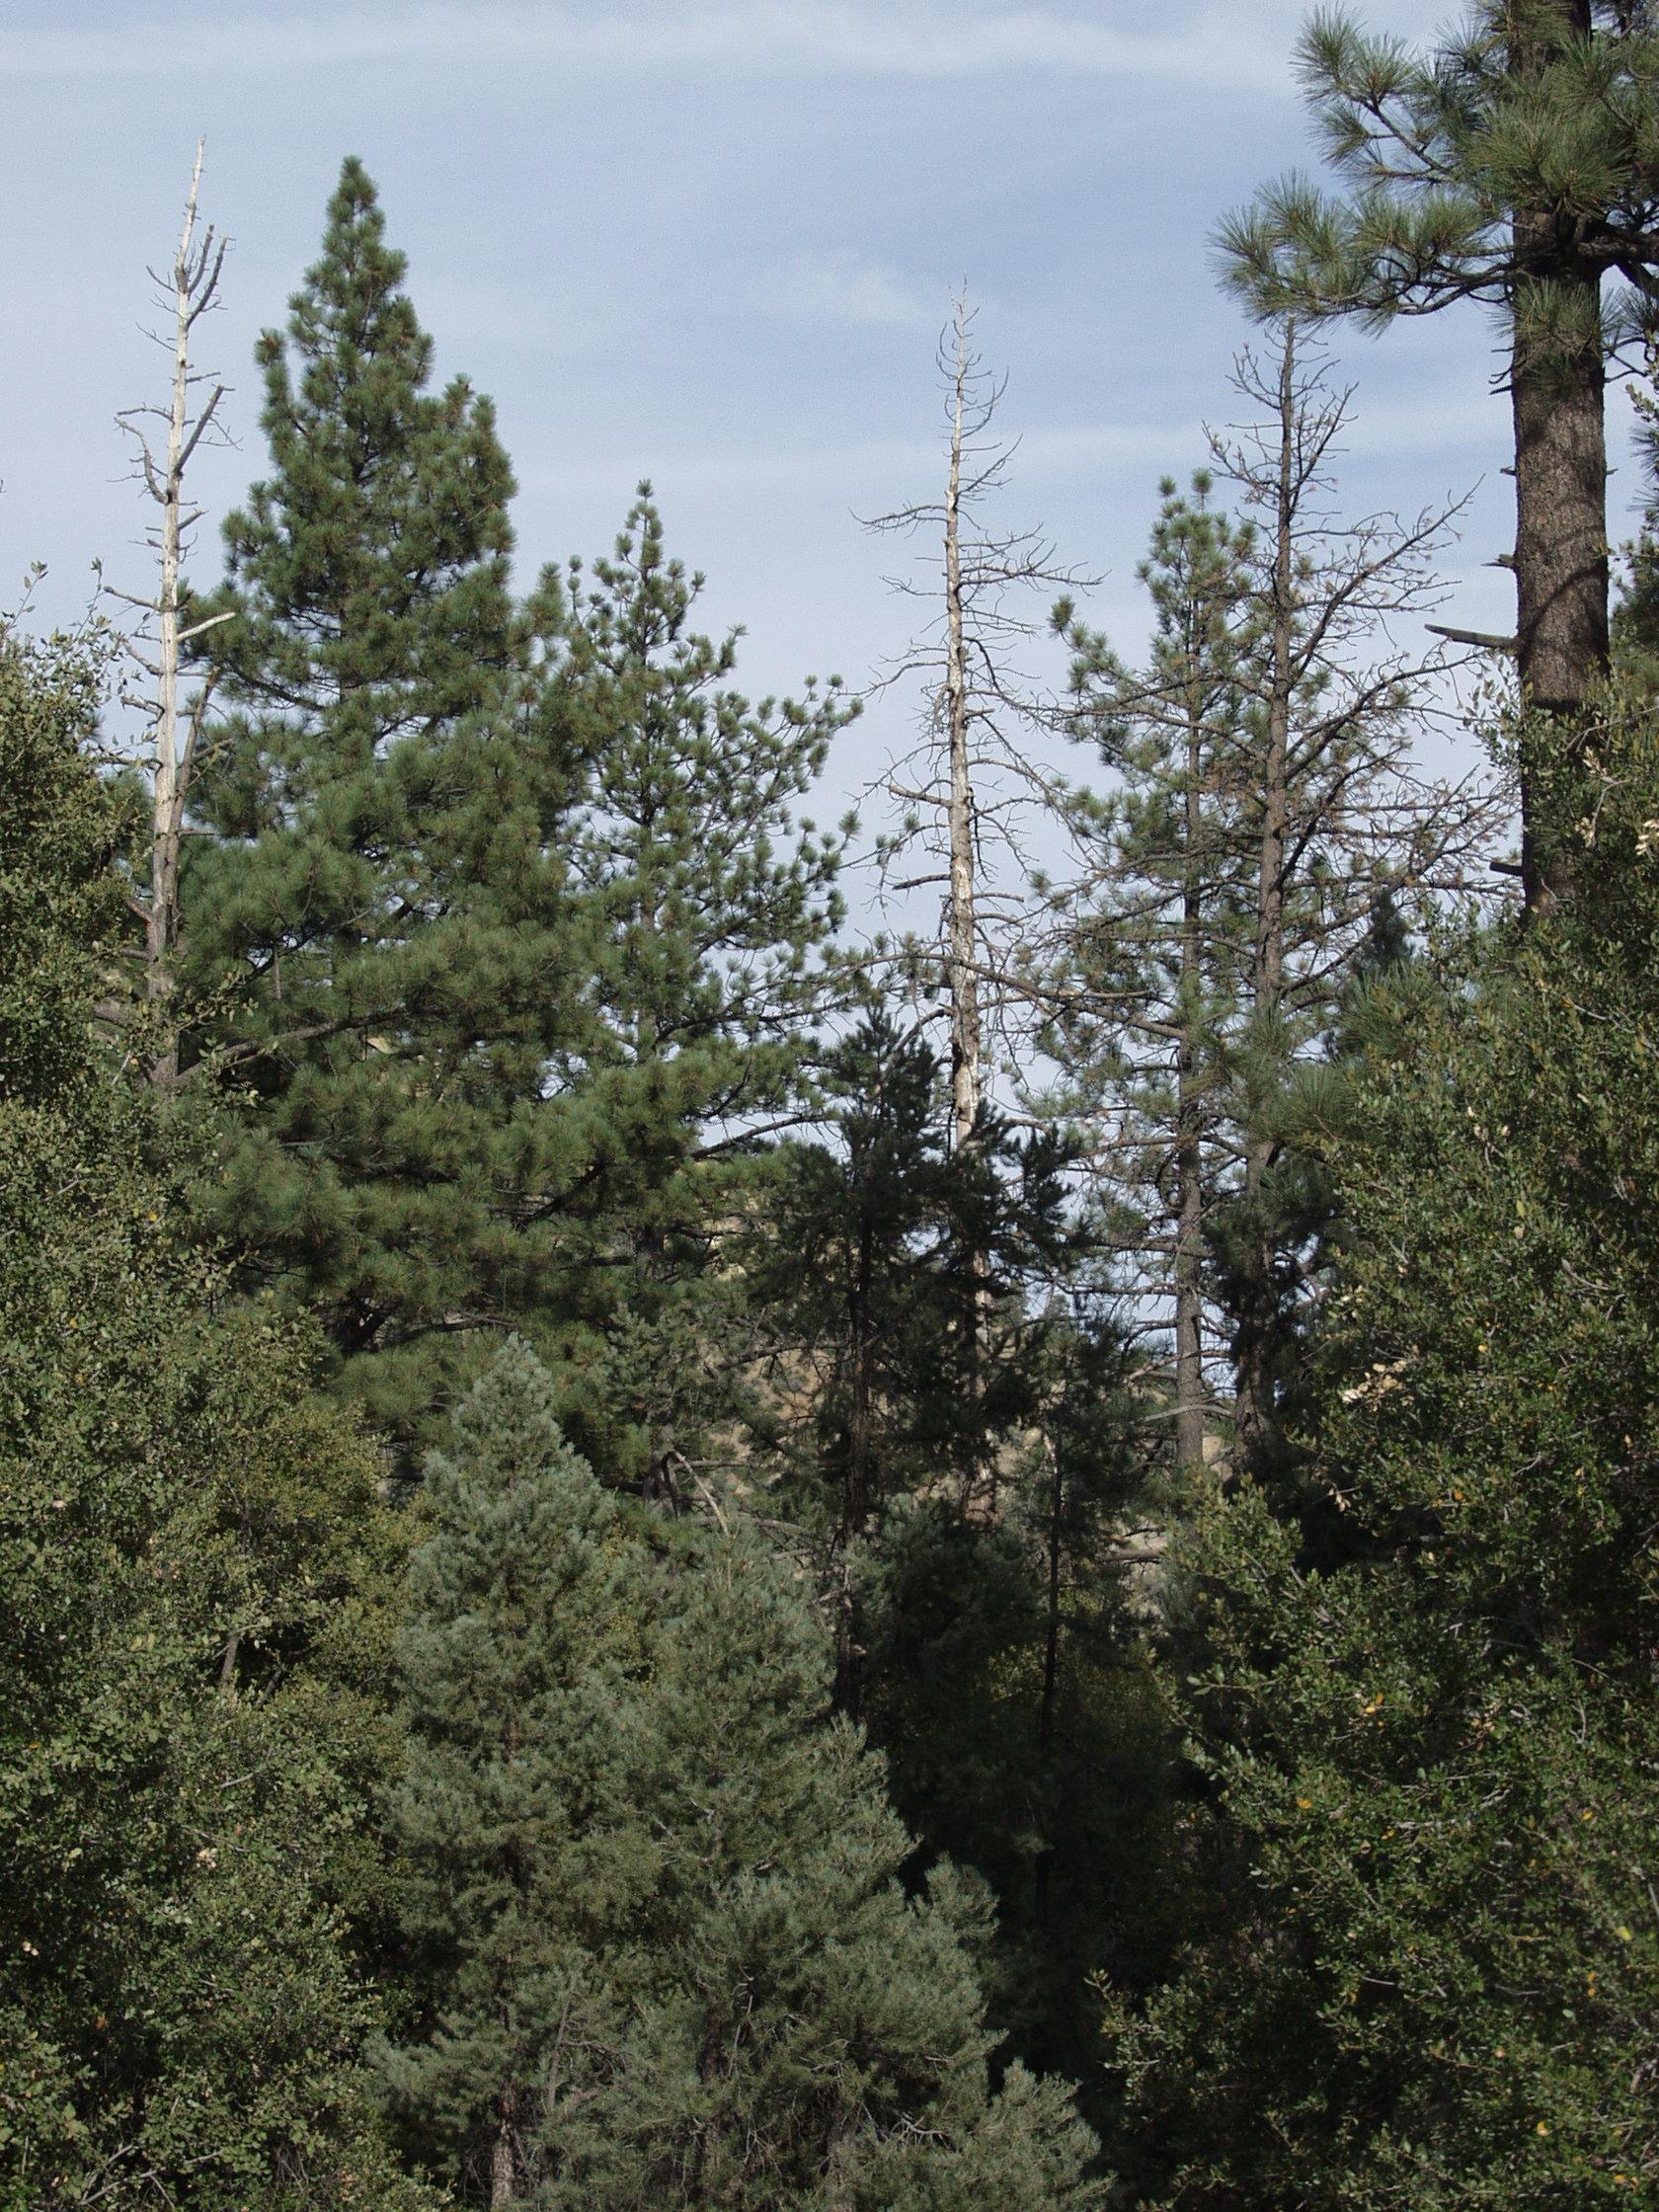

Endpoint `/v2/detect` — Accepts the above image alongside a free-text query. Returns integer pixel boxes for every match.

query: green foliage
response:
[1051,467,1254,1157]
[1111,689,1659,2205]
[380,1339,1105,2208]
[750,1013,1080,1520]
[0,625,132,1094]
[186,157,583,1455]
[0,622,428,2211]
[1046,474,1254,1451]
[743,1014,1166,2133]
[35,61,1659,2212]
[540,488,856,1483]
[1220,3,1659,362]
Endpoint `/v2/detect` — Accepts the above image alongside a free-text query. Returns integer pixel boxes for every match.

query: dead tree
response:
[1209,323,1504,1462]
[1045,335,1502,1474]
[111,139,232,1091]
[862,294,1090,1482]
[863,294,1090,1133]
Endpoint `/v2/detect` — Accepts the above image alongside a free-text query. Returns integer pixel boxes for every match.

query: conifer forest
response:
[18,3,1659,2204]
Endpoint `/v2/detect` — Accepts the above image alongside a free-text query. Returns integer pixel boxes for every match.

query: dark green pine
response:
[746,1009,1161,2121]
[185,158,586,1454]
[542,488,856,1486]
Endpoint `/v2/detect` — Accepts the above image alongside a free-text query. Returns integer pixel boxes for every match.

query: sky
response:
[0,0,1640,860]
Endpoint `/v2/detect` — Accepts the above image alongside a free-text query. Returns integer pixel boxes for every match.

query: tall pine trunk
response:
[1510,2,1609,909]
[490,2094,518,2210]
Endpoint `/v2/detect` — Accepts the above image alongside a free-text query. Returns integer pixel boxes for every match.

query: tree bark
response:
[1175,699,1208,1473]
[1235,326,1296,1466]
[1508,3,1609,909]
[1174,1068,1206,1472]
[490,2094,518,2212]
[943,320,980,1158]
[1510,268,1608,908]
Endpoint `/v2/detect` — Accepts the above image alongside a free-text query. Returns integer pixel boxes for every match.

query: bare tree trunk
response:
[116,139,229,1091]
[1235,325,1296,1466]
[943,310,981,1156]
[941,303,992,1497]
[1253,328,1293,1029]
[864,295,1089,1511]
[1175,710,1207,1472]
[145,154,196,1091]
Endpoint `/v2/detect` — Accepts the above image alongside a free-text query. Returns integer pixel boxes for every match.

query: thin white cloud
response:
[514,387,1523,516]
[3,2,1302,94]
[413,273,620,358]
[521,419,1207,506]
[746,251,949,333]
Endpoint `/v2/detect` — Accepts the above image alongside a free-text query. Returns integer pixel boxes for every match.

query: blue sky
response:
[0,0,1633,831]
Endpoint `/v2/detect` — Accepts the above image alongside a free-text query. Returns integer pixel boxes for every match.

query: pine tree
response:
[1052,372,1487,1478]
[544,489,854,1489]
[743,1012,958,1708]
[746,1010,1083,1701]
[1221,1,1659,905]
[743,1014,1162,2125]
[185,157,582,1452]
[1048,474,1257,1469]
[379,1340,1106,2210]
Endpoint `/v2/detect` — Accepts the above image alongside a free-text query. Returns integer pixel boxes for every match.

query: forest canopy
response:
[8,6,1659,2206]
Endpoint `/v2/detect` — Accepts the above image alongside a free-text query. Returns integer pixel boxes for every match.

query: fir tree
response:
[186,157,582,1453]
[374,1338,651,2207]
[380,1340,1106,2209]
